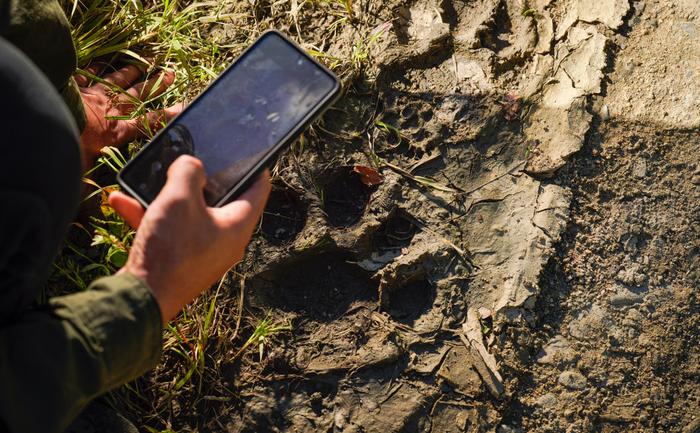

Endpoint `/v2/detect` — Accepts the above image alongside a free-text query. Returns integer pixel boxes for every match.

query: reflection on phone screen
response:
[121,32,337,205]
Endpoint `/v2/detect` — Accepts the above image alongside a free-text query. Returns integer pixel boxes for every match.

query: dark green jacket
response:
[0,1,162,432]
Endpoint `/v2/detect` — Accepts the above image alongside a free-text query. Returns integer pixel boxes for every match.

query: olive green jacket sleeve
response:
[0,2,163,432]
[0,0,86,129]
[0,274,163,433]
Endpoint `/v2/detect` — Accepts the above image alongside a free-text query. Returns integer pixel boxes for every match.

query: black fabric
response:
[64,401,139,433]
[0,38,162,433]
[0,36,81,322]
[0,0,76,90]
[0,0,87,130]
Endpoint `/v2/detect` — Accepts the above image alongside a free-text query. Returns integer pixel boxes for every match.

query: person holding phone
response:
[0,1,270,432]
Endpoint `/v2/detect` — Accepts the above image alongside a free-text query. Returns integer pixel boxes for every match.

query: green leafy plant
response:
[233,315,292,362]
[521,1,537,17]
[84,147,134,268]
[352,21,392,70]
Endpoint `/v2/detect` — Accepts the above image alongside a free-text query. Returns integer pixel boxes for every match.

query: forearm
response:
[0,274,162,433]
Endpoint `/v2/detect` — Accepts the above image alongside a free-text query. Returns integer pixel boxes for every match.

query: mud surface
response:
[504,121,700,433]
[153,0,699,431]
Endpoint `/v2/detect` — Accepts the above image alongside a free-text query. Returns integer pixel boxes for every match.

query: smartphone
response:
[117,30,341,207]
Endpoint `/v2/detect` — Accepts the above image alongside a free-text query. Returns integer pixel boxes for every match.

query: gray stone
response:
[536,336,572,365]
[622,309,644,329]
[535,393,558,409]
[610,287,644,307]
[620,233,639,254]
[568,304,612,341]
[558,370,588,390]
[679,22,697,38]
[633,160,648,178]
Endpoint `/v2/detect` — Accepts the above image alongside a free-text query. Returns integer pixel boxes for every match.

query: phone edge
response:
[116,29,341,209]
[214,30,342,206]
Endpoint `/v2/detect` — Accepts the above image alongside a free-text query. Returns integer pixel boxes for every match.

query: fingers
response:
[144,102,184,128]
[109,191,146,228]
[160,155,207,203]
[127,70,176,100]
[104,64,144,89]
[164,102,185,120]
[215,170,272,229]
[74,62,107,87]
[74,73,89,88]
[119,102,185,143]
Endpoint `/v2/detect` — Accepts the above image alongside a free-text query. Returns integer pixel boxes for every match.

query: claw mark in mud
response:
[261,187,307,245]
[386,278,435,326]
[356,211,421,273]
[322,168,377,228]
[374,93,449,161]
[373,211,418,250]
[377,0,454,79]
[478,0,539,72]
[248,253,376,322]
[375,233,453,309]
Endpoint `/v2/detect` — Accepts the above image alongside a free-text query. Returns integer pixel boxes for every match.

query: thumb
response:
[142,102,186,133]
[109,191,145,228]
[215,170,271,230]
[160,155,207,202]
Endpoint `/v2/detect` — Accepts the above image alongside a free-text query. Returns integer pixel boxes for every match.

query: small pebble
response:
[497,425,519,433]
[558,370,588,390]
[633,160,648,178]
[536,393,558,409]
[610,287,644,307]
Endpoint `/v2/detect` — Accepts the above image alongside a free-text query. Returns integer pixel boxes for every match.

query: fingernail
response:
[164,70,176,84]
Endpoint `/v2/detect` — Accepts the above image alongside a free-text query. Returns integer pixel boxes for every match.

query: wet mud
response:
[145,0,700,431]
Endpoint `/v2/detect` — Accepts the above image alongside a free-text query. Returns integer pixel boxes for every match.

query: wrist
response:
[118,264,171,324]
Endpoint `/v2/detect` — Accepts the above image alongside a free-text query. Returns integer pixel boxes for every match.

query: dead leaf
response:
[354,165,384,186]
[500,93,521,122]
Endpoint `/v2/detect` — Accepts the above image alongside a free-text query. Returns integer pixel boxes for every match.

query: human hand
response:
[76,63,184,163]
[109,156,271,324]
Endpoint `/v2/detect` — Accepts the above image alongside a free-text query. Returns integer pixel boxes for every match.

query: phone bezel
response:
[117,29,341,208]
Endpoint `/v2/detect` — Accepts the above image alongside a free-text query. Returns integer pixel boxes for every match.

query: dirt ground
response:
[130,0,700,431]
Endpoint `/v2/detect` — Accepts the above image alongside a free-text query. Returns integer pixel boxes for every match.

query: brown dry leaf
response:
[353,165,384,186]
[501,93,521,122]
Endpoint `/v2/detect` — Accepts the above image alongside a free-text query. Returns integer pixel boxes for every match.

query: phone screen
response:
[119,32,338,206]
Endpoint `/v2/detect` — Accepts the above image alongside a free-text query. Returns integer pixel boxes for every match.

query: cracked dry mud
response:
[193,0,699,432]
